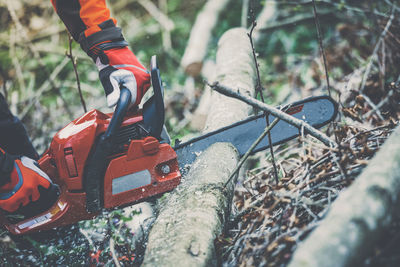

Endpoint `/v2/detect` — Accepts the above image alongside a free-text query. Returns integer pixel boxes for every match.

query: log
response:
[288,125,400,267]
[142,28,256,266]
[180,0,231,77]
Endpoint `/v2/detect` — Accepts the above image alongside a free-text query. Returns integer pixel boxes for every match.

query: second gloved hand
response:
[0,153,52,213]
[96,47,151,108]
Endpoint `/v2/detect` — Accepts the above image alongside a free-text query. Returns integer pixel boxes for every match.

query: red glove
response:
[0,154,52,213]
[79,20,150,108]
[96,47,151,108]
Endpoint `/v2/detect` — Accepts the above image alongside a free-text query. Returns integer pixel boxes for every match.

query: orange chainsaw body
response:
[0,56,181,235]
[1,109,180,235]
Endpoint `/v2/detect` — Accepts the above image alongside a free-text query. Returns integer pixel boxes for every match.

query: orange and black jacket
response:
[51,0,127,57]
[0,0,123,185]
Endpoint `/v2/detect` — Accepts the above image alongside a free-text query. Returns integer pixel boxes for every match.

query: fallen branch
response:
[209,82,336,147]
[289,124,400,267]
[180,0,231,76]
[137,0,174,32]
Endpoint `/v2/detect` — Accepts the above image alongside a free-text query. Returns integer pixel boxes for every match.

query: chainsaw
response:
[0,56,338,235]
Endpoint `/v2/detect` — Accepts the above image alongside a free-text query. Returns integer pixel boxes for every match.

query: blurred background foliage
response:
[0,0,397,152]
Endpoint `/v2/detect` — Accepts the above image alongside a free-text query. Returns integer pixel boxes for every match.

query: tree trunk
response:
[288,125,400,267]
[180,0,231,77]
[142,28,256,267]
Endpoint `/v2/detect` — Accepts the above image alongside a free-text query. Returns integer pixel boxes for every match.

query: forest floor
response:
[1,1,400,266]
[218,16,400,267]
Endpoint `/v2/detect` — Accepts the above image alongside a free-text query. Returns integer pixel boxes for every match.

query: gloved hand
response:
[0,153,52,213]
[96,47,151,108]
[79,20,150,108]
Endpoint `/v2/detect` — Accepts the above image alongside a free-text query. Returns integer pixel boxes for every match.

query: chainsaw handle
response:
[104,87,131,140]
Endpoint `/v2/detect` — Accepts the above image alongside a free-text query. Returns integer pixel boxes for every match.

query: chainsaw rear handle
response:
[84,87,132,213]
[104,87,132,140]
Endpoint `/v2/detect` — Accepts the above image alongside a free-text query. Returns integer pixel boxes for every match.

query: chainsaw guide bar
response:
[175,95,338,171]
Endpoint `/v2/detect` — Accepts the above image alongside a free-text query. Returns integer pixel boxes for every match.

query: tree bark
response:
[142,28,256,267]
[180,0,231,77]
[288,125,400,267]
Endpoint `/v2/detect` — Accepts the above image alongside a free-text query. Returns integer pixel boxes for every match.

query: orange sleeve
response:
[51,0,117,41]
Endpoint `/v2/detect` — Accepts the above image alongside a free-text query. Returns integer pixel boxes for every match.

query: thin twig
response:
[110,238,122,267]
[19,57,70,119]
[259,9,334,32]
[79,228,95,251]
[209,82,336,148]
[248,20,279,184]
[66,33,87,113]
[9,27,26,92]
[224,116,281,188]
[312,1,350,184]
[363,89,394,118]
[248,23,263,101]
[361,93,385,121]
[360,4,396,92]
[266,115,279,184]
[278,0,392,18]
[311,0,331,97]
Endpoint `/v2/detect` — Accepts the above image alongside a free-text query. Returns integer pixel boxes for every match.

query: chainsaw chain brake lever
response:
[143,55,165,140]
